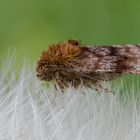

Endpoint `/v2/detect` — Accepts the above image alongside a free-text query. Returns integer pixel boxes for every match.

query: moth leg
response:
[54,79,70,93]
[93,82,114,94]
[53,80,64,92]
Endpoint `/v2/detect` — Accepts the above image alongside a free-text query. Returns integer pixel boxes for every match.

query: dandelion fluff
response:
[0,57,140,140]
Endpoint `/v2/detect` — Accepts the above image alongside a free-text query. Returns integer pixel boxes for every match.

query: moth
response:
[36,39,140,92]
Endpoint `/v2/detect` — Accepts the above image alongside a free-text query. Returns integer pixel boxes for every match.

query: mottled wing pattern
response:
[66,45,140,81]
[92,45,140,74]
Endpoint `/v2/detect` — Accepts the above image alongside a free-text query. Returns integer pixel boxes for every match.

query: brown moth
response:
[36,40,140,92]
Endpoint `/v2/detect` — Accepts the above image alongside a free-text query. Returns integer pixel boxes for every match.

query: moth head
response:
[36,61,60,81]
[36,40,81,81]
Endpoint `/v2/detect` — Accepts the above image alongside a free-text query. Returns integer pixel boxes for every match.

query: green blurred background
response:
[1,0,140,62]
[1,0,140,94]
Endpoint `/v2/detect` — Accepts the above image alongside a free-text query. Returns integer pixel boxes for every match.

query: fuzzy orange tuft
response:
[40,40,81,63]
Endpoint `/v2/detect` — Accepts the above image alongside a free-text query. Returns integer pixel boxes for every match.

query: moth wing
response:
[83,45,140,74]
[62,66,121,82]
[61,46,124,81]
[71,46,128,74]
